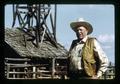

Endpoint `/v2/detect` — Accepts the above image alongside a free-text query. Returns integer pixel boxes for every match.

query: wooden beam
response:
[51,58,55,78]
[33,66,36,79]
[6,64,10,79]
[5,58,31,61]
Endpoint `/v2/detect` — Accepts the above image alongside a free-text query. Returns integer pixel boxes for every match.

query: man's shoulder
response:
[86,36,98,44]
[88,36,97,41]
[70,39,79,49]
[72,39,78,42]
[72,39,79,44]
[88,36,96,39]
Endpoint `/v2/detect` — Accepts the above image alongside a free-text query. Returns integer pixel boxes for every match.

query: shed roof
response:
[5,28,68,58]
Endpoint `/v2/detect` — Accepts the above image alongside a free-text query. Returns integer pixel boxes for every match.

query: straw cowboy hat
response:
[70,18,93,35]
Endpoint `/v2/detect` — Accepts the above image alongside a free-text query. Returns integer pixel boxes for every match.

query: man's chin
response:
[78,37,83,40]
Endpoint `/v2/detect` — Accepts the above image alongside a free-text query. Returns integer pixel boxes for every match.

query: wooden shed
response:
[4,28,69,79]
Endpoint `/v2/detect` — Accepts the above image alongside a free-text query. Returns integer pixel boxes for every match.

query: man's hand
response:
[91,75,98,79]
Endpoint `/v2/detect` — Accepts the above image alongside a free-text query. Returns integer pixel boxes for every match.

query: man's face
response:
[75,26,88,40]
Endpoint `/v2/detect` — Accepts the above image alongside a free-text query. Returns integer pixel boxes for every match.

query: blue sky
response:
[5,4,115,64]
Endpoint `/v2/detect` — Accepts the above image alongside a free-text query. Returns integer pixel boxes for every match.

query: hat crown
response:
[77,18,85,22]
[70,18,93,35]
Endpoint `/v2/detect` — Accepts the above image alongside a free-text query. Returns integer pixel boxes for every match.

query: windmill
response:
[12,4,57,48]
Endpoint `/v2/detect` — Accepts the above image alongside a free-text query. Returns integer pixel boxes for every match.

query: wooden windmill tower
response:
[12,4,57,48]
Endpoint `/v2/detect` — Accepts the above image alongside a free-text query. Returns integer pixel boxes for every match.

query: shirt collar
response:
[77,36,88,44]
[82,36,88,43]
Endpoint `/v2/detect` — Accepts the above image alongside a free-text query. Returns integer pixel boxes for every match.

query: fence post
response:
[52,58,55,79]
[33,66,36,79]
[6,64,10,79]
[13,69,16,78]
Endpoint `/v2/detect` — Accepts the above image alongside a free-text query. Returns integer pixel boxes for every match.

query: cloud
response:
[97,34,114,43]
[102,45,112,49]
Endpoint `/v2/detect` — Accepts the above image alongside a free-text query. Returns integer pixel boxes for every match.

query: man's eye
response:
[77,29,82,31]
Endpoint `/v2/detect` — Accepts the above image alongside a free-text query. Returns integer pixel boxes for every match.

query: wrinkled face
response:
[75,26,88,40]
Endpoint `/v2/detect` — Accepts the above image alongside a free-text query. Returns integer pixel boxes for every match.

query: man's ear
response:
[86,29,89,35]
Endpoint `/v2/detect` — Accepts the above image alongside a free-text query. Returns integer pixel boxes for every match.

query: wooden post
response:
[40,27,46,47]
[104,71,107,79]
[17,68,20,78]
[13,69,16,78]
[52,58,55,79]
[24,61,28,79]
[33,66,36,79]
[23,34,27,47]
[6,64,10,79]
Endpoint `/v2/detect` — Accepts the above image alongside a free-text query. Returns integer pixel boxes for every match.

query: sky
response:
[5,4,115,64]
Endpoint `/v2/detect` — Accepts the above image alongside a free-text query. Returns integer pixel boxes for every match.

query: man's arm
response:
[93,39,109,78]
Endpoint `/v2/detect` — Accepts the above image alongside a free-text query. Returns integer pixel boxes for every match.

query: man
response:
[67,18,109,79]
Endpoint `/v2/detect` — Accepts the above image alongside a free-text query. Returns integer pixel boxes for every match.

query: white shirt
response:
[69,36,109,77]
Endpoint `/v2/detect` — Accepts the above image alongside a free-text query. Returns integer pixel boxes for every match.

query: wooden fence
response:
[5,57,68,79]
[101,63,115,79]
[5,58,114,79]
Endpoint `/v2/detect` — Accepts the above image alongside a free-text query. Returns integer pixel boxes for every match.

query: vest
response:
[81,37,96,76]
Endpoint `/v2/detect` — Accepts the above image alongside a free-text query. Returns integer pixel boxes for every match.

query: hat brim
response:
[70,22,93,35]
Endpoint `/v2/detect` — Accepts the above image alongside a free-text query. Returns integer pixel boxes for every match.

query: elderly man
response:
[67,18,109,79]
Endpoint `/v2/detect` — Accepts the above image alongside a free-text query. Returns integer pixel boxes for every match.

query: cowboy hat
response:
[70,18,93,35]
